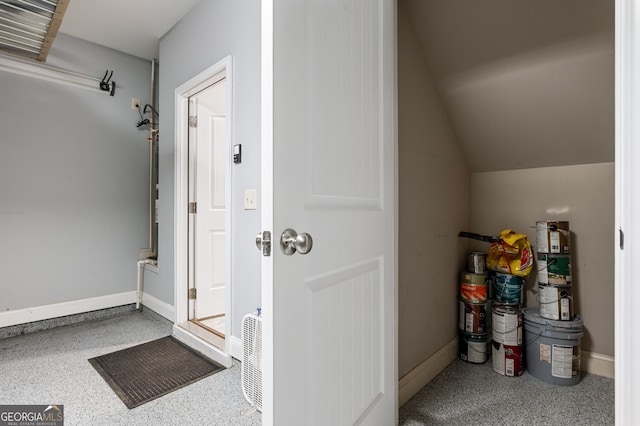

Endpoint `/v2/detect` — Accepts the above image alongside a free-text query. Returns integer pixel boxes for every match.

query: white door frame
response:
[615,1,640,424]
[173,56,234,368]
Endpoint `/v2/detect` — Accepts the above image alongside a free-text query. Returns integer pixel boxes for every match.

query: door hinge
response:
[619,228,624,250]
[189,116,198,128]
[188,288,197,300]
[189,202,197,214]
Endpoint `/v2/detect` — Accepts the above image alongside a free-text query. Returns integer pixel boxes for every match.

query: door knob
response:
[280,229,313,255]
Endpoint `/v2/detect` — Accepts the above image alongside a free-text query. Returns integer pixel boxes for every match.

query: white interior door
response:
[615,1,640,423]
[261,1,397,424]
[189,78,228,321]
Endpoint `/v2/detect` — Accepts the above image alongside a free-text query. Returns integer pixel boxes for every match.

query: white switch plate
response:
[244,189,257,210]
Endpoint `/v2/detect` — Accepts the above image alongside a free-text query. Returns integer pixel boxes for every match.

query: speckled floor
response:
[0,309,261,425]
[1,309,614,425]
[399,357,615,425]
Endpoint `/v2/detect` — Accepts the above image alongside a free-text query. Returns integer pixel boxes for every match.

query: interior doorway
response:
[173,57,233,368]
[187,75,228,341]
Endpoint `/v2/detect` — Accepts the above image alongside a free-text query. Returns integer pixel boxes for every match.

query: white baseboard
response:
[229,335,242,361]
[582,350,615,379]
[398,337,458,407]
[140,293,175,322]
[0,290,176,329]
[0,291,137,328]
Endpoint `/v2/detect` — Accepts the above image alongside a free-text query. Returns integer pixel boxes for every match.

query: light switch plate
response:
[244,189,257,210]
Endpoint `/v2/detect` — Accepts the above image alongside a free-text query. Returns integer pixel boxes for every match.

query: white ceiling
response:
[58,0,199,60]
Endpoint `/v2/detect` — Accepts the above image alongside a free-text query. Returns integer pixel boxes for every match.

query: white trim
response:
[172,323,232,368]
[615,0,638,424]
[398,337,458,407]
[582,351,615,379]
[229,335,243,361]
[260,1,274,423]
[140,293,175,322]
[0,52,107,94]
[0,292,136,328]
[174,56,234,357]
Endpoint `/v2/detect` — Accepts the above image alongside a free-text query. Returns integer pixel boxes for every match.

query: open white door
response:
[261,1,397,424]
[615,1,640,424]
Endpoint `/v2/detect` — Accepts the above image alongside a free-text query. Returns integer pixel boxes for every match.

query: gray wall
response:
[157,0,262,338]
[398,3,471,378]
[0,34,152,311]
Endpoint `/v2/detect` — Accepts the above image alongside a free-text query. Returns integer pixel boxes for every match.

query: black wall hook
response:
[99,70,116,96]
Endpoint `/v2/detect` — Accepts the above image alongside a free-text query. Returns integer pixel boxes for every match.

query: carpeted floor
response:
[399,357,615,425]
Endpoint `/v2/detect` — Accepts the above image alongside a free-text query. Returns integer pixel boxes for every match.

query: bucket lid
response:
[522,307,583,329]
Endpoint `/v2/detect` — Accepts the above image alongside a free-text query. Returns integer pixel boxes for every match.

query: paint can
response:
[459,332,489,364]
[493,272,524,305]
[492,341,524,377]
[536,221,571,254]
[537,253,572,285]
[538,284,574,321]
[492,305,523,346]
[467,252,486,274]
[459,272,488,304]
[523,307,583,385]
[486,271,495,300]
[459,299,489,334]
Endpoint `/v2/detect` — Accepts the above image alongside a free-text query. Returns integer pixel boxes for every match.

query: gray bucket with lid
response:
[523,307,583,386]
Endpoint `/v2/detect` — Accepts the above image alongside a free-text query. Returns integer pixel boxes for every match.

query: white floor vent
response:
[241,312,263,412]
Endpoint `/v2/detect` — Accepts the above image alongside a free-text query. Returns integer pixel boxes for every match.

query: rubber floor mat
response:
[89,336,224,408]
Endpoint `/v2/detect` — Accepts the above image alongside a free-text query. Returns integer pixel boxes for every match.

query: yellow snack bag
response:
[486,229,534,277]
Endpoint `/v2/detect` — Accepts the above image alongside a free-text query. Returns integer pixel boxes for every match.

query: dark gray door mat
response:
[89,336,224,408]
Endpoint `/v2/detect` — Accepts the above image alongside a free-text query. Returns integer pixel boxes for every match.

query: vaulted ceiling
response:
[401,0,615,172]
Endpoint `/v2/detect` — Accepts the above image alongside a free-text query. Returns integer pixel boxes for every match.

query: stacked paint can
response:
[491,272,525,377]
[535,221,573,321]
[524,221,584,385]
[458,252,490,364]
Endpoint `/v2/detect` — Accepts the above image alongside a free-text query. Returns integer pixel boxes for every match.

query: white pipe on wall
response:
[136,259,156,310]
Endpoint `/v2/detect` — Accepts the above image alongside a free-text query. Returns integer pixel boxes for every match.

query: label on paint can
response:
[537,254,572,285]
[560,298,571,321]
[492,306,523,346]
[536,221,571,254]
[461,272,487,285]
[552,344,580,378]
[459,333,488,364]
[459,300,488,333]
[494,273,524,305]
[539,284,573,321]
[492,341,524,377]
[460,281,488,304]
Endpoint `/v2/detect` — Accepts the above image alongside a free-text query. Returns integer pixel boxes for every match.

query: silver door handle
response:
[280,229,313,255]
